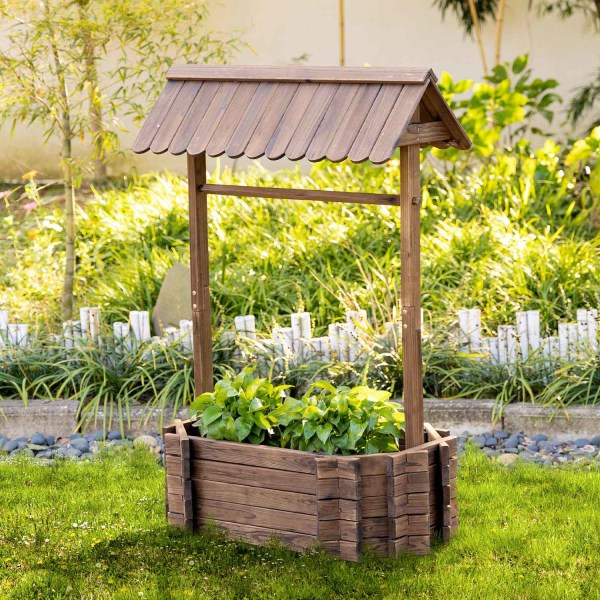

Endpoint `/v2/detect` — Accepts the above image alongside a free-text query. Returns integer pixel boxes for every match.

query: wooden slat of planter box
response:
[166,474,183,496]
[318,520,361,542]
[193,479,317,515]
[361,516,388,538]
[407,535,430,555]
[190,436,317,474]
[191,460,316,494]
[199,518,317,552]
[360,475,387,497]
[196,498,318,535]
[166,454,183,478]
[360,496,388,518]
[336,454,387,476]
[165,433,181,456]
[363,538,388,556]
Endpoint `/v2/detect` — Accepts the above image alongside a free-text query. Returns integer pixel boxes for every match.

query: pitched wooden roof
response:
[133,65,470,164]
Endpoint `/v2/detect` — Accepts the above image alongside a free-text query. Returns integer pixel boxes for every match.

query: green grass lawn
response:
[1,449,598,600]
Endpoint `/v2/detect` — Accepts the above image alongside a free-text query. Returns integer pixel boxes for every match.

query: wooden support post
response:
[188,153,214,394]
[400,143,424,449]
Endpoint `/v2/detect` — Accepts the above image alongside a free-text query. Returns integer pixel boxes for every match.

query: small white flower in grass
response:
[73,523,78,528]
[44,538,49,543]
[96,563,102,568]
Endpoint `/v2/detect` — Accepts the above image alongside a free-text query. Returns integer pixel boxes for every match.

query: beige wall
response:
[0,0,596,179]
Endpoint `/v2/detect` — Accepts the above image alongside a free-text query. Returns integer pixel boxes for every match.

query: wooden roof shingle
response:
[133,65,470,164]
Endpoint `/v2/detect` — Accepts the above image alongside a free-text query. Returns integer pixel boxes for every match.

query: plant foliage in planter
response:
[189,369,405,455]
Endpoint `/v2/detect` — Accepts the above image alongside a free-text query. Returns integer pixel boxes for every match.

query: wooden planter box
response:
[163,421,458,561]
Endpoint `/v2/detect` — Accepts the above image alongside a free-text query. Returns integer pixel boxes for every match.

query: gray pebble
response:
[107,430,122,441]
[70,438,89,452]
[44,434,55,446]
[485,437,498,447]
[30,433,47,446]
[473,435,486,448]
[4,440,18,452]
[590,435,600,447]
[36,449,55,459]
[504,448,519,454]
[532,434,549,442]
[494,430,509,439]
[572,438,590,448]
[90,430,106,442]
[504,435,520,449]
[64,447,82,458]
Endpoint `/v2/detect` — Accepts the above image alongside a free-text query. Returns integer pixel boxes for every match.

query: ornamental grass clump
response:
[189,369,405,455]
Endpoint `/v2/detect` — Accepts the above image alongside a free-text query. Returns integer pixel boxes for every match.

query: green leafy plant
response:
[189,370,405,455]
[189,369,292,445]
[435,54,561,161]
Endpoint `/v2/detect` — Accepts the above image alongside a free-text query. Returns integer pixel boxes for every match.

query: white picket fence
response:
[457,308,598,363]
[0,305,598,366]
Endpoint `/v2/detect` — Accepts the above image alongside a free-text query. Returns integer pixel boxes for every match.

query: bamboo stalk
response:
[467,0,488,76]
[494,0,507,67]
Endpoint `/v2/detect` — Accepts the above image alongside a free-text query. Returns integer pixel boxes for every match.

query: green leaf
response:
[252,413,271,430]
[202,405,222,426]
[316,423,333,444]
[248,397,263,412]
[234,417,252,441]
[512,54,528,74]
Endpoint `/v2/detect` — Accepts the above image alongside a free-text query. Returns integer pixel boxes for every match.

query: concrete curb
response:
[1,398,599,440]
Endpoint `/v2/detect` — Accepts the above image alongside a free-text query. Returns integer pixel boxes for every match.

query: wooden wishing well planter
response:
[134,65,471,560]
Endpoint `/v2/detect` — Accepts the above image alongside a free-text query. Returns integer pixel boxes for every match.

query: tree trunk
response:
[45,0,76,321]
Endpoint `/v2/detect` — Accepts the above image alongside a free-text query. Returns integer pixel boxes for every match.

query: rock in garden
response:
[473,435,486,448]
[64,447,82,458]
[107,430,122,441]
[70,438,89,453]
[44,434,56,446]
[503,435,520,449]
[572,438,590,448]
[30,433,47,446]
[590,435,600,447]
[3,440,18,452]
[485,437,498,447]
[532,434,549,442]
[504,448,519,454]
[494,430,509,439]
[134,435,159,449]
[90,430,106,442]
[36,449,55,459]
[498,453,518,465]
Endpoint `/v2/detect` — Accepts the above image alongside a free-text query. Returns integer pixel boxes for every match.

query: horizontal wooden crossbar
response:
[199,184,400,206]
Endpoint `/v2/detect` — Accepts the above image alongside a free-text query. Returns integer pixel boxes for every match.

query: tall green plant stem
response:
[45,0,76,321]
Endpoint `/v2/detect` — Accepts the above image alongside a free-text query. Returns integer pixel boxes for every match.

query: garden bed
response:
[163,420,457,561]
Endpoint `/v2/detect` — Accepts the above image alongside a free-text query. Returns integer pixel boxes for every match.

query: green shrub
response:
[189,369,405,455]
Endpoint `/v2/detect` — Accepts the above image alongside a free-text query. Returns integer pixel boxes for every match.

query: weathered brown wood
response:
[168,512,185,527]
[164,433,181,456]
[199,519,317,551]
[356,475,386,498]
[424,422,442,441]
[167,65,436,84]
[206,82,259,157]
[132,80,183,153]
[348,85,404,162]
[245,83,299,159]
[407,534,430,555]
[286,83,339,160]
[169,82,220,155]
[190,435,316,474]
[422,81,471,150]
[165,454,183,478]
[316,458,340,547]
[361,517,388,538]
[225,82,277,158]
[199,184,399,206]
[306,84,361,161]
[337,454,388,476]
[187,83,239,155]
[326,84,381,162]
[166,475,183,496]
[188,153,213,394]
[266,84,319,160]
[370,85,425,163]
[398,120,454,147]
[192,460,316,494]
[195,479,317,515]
[175,420,193,530]
[197,498,317,535]
[150,81,203,154]
[401,141,424,449]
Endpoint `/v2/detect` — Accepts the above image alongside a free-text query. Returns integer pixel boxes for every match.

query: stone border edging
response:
[1,398,599,440]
